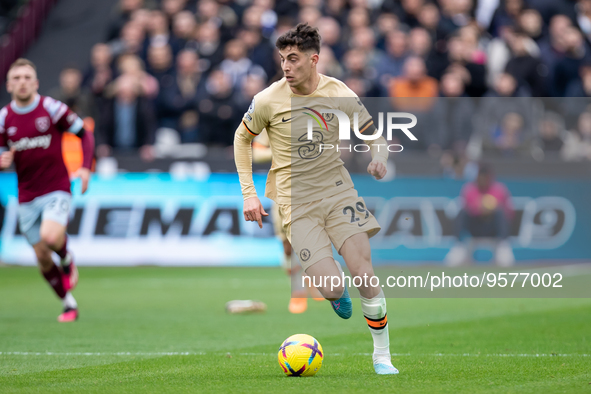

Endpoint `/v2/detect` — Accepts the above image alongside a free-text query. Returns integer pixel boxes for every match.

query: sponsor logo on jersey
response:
[8,135,52,151]
[7,127,17,136]
[35,116,50,132]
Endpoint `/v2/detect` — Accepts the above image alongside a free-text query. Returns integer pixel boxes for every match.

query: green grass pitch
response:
[1,266,590,393]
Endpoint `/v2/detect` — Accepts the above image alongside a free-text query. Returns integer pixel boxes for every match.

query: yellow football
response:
[278,334,323,377]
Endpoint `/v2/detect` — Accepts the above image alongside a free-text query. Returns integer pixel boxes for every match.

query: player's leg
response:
[305,253,354,319]
[39,192,78,290]
[325,189,397,374]
[39,219,78,290]
[287,202,353,318]
[339,232,398,375]
[284,240,308,314]
[32,240,78,321]
[275,203,307,313]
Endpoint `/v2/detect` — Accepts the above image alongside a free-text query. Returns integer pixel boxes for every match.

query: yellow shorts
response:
[279,188,380,271]
[271,203,287,242]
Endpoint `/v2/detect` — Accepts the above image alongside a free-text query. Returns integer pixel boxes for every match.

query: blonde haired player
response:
[252,130,323,314]
[0,59,94,322]
[234,23,398,374]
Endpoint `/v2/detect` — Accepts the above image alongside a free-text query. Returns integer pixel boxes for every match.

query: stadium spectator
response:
[85,43,113,92]
[504,30,548,96]
[343,48,380,96]
[417,2,455,43]
[485,72,526,97]
[74,0,591,158]
[49,66,94,119]
[162,0,188,19]
[196,0,239,40]
[537,112,565,154]
[186,22,224,74]
[446,29,487,97]
[398,0,424,29]
[518,8,544,42]
[106,0,144,42]
[483,112,532,158]
[350,27,384,72]
[317,17,346,61]
[96,74,156,161]
[156,49,203,142]
[117,54,159,99]
[445,164,515,266]
[489,0,524,37]
[408,26,448,80]
[147,44,175,85]
[323,0,347,24]
[577,0,591,42]
[220,39,267,89]
[236,73,266,110]
[565,61,591,96]
[170,11,198,52]
[317,46,344,79]
[375,13,398,51]
[538,14,572,91]
[144,11,174,56]
[240,27,277,80]
[552,27,590,97]
[432,72,474,150]
[389,56,438,100]
[111,21,146,59]
[376,30,409,87]
[562,110,591,160]
[198,70,241,146]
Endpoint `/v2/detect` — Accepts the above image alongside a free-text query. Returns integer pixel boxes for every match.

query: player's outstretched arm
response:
[234,123,268,228]
[73,129,95,194]
[0,147,15,170]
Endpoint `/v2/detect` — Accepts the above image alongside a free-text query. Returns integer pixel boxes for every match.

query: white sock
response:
[60,252,72,267]
[62,292,77,309]
[360,289,391,364]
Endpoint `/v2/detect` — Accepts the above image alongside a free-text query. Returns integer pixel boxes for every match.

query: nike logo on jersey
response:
[282,116,294,122]
[358,221,369,227]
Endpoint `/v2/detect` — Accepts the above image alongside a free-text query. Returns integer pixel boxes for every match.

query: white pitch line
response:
[0,352,588,357]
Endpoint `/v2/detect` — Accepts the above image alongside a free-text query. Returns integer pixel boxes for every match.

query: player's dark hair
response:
[275,23,321,54]
[8,58,36,73]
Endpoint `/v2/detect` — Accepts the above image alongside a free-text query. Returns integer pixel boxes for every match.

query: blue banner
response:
[0,173,588,265]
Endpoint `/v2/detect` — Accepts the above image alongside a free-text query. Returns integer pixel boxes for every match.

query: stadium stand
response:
[3,0,591,177]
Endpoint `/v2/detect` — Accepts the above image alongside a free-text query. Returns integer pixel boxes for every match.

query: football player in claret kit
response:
[0,59,95,322]
[234,24,398,374]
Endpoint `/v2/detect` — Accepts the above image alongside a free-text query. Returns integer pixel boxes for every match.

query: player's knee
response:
[321,286,345,300]
[349,266,375,283]
[40,232,61,249]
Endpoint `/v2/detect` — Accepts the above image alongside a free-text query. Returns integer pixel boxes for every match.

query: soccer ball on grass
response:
[278,334,323,377]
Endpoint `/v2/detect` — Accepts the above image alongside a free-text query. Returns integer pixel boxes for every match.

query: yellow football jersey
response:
[236,74,379,205]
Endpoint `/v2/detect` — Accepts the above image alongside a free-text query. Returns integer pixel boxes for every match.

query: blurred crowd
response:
[49,0,591,165]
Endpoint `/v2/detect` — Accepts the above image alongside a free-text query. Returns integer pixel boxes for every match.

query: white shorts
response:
[18,191,71,245]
